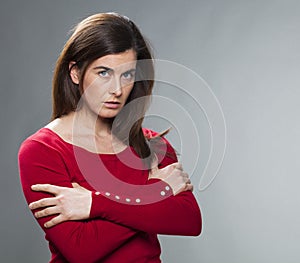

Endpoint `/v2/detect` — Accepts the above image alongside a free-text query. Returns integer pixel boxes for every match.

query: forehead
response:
[90,49,137,70]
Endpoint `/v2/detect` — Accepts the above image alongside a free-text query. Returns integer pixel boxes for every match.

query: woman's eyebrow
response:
[93,66,113,71]
[93,66,136,73]
[123,68,136,73]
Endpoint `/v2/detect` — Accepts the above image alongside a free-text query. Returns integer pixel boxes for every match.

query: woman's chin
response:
[97,110,120,119]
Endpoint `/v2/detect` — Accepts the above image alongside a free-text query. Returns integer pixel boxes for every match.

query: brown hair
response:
[51,13,172,169]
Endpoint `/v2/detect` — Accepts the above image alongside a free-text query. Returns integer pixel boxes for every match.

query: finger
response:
[148,166,160,179]
[31,184,63,195]
[182,172,190,178]
[185,183,194,192]
[29,197,58,210]
[179,172,190,182]
[71,182,80,188]
[151,165,159,173]
[44,215,66,228]
[172,162,183,171]
[35,206,60,219]
[169,162,179,168]
[173,183,193,195]
[72,182,90,193]
[176,162,183,171]
[184,178,191,184]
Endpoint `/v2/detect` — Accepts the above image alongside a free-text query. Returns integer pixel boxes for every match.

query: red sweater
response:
[18,127,201,263]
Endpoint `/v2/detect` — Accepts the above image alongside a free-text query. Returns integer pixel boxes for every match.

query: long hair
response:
[51,13,171,169]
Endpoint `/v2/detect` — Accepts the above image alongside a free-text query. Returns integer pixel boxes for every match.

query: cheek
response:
[82,78,109,107]
[124,84,135,98]
[83,74,108,95]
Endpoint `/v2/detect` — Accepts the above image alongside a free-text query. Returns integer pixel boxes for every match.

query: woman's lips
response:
[103,101,121,109]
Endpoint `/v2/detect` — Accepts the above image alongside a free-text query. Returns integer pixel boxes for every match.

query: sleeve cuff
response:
[89,179,173,219]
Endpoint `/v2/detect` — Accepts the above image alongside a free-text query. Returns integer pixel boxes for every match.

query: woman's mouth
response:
[103,101,121,109]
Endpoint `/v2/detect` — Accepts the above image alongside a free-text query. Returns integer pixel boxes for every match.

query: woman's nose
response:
[108,78,122,96]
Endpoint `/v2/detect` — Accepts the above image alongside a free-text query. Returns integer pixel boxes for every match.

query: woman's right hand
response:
[28,183,92,228]
[149,162,193,195]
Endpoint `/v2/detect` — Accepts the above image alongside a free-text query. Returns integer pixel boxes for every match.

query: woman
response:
[18,13,201,263]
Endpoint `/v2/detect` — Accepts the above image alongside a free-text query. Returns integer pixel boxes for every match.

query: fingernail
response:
[44,223,48,228]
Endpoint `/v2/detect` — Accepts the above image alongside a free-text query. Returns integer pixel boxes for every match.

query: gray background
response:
[1,0,300,262]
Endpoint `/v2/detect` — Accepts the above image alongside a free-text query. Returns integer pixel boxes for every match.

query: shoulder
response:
[18,127,68,161]
[19,114,73,154]
[19,127,61,149]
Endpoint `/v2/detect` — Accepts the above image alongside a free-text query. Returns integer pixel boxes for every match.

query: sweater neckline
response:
[40,127,131,157]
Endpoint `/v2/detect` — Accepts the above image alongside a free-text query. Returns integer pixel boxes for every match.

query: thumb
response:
[171,162,183,170]
[150,165,159,176]
[71,182,81,188]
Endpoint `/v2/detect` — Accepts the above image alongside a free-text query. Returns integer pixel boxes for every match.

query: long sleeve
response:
[18,139,138,263]
[89,135,202,236]
[90,189,201,236]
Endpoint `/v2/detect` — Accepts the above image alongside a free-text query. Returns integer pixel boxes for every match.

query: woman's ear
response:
[69,62,80,84]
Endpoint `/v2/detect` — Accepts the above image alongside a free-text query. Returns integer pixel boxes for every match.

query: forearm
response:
[23,179,140,262]
[19,141,138,263]
[89,187,202,236]
[89,138,202,236]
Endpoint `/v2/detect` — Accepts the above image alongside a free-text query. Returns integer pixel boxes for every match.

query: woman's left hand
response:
[28,183,92,228]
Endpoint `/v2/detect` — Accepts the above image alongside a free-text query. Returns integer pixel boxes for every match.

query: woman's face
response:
[71,49,137,119]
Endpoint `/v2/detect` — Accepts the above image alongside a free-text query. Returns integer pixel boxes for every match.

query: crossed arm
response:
[19,139,201,262]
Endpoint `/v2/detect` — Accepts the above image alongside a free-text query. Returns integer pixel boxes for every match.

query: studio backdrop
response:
[1,0,300,262]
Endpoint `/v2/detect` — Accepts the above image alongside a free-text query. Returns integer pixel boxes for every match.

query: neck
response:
[72,106,113,138]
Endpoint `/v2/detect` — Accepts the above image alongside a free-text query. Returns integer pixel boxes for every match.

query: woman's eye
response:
[98,70,110,77]
[122,71,135,80]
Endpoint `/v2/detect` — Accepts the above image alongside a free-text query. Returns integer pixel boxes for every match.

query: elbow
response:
[192,220,202,236]
[178,218,201,236]
[178,198,202,236]
[188,209,202,236]
[65,252,104,263]
[188,219,202,236]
